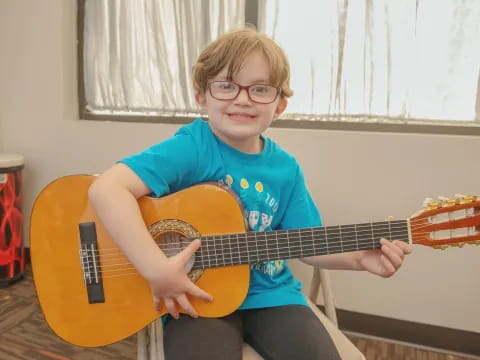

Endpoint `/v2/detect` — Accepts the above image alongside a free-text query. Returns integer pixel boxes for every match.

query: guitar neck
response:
[192,220,411,270]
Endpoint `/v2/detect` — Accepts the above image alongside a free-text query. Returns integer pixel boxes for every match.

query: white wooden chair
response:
[137,268,365,360]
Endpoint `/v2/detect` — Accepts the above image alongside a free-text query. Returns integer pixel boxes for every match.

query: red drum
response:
[0,154,25,287]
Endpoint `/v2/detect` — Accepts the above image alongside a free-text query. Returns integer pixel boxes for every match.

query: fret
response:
[245,232,253,263]
[205,236,213,267]
[372,221,391,248]
[284,229,301,258]
[298,229,303,257]
[338,226,344,253]
[223,235,233,265]
[212,235,219,267]
[391,220,410,241]
[324,227,329,254]
[354,224,359,251]
[276,230,290,259]
[306,228,315,257]
[254,232,266,262]
[230,235,238,264]
[275,231,280,260]
[237,233,250,264]
[312,228,327,257]
[223,235,229,265]
[339,224,357,252]
[370,223,375,249]
[354,223,375,249]
[225,235,234,265]
[287,230,292,258]
[235,233,243,264]
[298,228,314,257]
[264,232,269,262]
[326,226,342,255]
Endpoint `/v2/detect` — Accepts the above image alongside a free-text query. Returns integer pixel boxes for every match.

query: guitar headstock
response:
[409,195,480,249]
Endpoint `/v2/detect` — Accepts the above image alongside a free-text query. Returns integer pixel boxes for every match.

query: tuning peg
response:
[423,197,433,207]
[454,194,477,204]
[438,196,458,207]
[464,195,477,203]
[432,244,449,250]
[385,216,395,221]
[424,198,440,210]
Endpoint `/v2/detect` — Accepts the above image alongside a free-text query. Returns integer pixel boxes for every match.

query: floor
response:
[0,267,476,360]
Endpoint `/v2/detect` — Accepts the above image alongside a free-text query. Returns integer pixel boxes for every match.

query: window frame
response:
[77,0,480,136]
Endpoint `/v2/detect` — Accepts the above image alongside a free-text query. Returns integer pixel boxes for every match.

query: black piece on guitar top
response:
[79,222,105,304]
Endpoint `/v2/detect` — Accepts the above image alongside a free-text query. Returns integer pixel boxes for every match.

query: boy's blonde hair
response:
[193,28,293,100]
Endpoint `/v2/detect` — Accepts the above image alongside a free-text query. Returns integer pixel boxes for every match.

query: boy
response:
[89,28,412,359]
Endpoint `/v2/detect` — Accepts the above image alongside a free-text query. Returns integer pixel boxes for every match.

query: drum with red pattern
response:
[0,154,25,287]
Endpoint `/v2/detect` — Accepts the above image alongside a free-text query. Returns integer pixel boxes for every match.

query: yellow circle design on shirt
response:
[240,178,249,189]
[225,175,233,185]
[255,182,264,192]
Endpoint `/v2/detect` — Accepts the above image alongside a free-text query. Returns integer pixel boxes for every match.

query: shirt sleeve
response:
[278,165,322,230]
[119,132,200,197]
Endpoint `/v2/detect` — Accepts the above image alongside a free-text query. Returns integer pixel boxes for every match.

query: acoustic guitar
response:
[30,175,480,347]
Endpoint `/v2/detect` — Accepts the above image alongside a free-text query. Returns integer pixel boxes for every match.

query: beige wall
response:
[1,0,479,334]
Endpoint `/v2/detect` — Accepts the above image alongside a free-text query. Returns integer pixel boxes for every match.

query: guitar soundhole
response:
[157,231,187,257]
[148,219,203,283]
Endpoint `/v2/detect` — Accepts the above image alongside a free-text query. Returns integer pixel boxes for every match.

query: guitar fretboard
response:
[191,220,410,270]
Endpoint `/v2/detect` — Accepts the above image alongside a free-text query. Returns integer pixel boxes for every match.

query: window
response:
[79,0,245,121]
[79,0,480,135]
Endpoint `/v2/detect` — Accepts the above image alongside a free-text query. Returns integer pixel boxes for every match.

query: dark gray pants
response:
[163,305,342,360]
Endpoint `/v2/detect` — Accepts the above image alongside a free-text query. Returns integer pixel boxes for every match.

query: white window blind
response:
[258,0,480,123]
[82,0,480,127]
[83,0,245,116]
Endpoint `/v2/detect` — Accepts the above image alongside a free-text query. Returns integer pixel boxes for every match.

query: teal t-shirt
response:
[120,118,322,309]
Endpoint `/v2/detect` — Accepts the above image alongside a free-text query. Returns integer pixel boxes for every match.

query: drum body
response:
[0,154,25,287]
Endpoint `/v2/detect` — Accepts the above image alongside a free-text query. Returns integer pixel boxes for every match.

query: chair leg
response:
[309,267,338,326]
[308,266,321,303]
[137,321,165,360]
[137,327,148,360]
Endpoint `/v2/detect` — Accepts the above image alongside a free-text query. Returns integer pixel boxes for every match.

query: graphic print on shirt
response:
[219,173,285,277]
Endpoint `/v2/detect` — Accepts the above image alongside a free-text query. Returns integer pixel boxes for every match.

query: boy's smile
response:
[196,51,287,154]
[227,112,257,123]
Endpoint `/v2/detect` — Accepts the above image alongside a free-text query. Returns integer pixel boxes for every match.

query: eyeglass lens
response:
[209,81,278,104]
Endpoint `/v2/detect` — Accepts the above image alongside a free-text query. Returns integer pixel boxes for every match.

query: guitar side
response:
[30,175,250,347]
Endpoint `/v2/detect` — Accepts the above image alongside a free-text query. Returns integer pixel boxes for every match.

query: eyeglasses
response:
[208,81,280,104]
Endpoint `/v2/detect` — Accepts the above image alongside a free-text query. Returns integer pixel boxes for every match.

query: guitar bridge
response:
[79,222,105,304]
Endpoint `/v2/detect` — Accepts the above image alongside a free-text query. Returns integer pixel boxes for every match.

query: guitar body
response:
[30,175,249,347]
[30,175,480,347]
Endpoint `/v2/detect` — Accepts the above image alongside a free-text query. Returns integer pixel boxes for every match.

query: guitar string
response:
[83,239,409,269]
[87,240,414,279]
[82,233,479,276]
[83,215,480,255]
[86,226,480,278]
[79,222,479,273]
[82,225,413,259]
[79,215,479,279]
[81,227,478,270]
[81,234,414,272]
[81,220,430,255]
[81,226,476,265]
[87,218,438,256]
[82,224,469,258]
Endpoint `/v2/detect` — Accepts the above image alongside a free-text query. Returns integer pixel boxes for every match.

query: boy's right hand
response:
[147,239,213,319]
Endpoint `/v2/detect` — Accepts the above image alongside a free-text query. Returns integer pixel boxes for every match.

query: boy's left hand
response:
[358,238,412,277]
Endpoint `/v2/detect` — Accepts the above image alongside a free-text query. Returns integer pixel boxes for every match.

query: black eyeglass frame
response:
[207,80,281,104]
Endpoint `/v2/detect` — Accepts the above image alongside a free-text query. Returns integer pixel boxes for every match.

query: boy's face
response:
[196,51,287,153]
